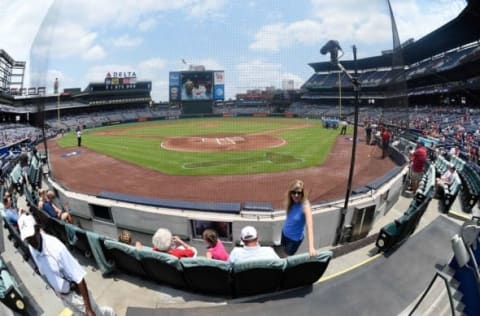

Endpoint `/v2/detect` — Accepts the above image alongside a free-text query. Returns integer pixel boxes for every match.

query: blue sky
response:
[1,0,467,101]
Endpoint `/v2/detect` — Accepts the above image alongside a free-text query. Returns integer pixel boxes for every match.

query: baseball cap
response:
[240,226,258,241]
[18,214,37,240]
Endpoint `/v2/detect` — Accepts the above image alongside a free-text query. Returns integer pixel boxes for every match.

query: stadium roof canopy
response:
[309,0,480,72]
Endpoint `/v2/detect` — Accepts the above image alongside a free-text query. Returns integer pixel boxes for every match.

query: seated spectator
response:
[3,196,24,226]
[202,229,229,261]
[228,226,279,264]
[37,188,46,209]
[435,163,458,197]
[3,190,12,201]
[19,153,29,185]
[42,190,73,224]
[118,229,143,249]
[118,230,133,244]
[140,228,196,258]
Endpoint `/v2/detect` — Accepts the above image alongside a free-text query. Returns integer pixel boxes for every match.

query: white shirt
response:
[228,244,279,264]
[29,231,86,294]
[441,169,456,185]
[76,130,81,138]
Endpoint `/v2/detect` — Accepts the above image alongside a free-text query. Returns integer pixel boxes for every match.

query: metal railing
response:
[408,271,456,316]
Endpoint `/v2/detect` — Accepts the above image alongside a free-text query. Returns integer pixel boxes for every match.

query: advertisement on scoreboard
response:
[213,71,225,100]
[169,72,180,101]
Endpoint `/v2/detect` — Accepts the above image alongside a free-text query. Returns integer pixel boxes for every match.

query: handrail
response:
[408,270,456,316]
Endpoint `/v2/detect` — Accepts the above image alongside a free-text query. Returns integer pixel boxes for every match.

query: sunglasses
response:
[290,190,303,196]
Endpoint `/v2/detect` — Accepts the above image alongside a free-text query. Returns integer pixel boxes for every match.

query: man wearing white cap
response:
[228,226,279,264]
[18,214,115,316]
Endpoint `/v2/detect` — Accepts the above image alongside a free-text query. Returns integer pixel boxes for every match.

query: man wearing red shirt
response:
[140,228,196,258]
[410,141,428,193]
[381,128,392,159]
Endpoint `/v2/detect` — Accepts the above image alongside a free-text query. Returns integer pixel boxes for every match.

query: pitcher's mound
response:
[161,134,285,152]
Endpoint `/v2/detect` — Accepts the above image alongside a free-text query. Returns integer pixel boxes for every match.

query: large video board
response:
[169,70,224,102]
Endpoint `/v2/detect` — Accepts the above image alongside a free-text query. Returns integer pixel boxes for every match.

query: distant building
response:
[282,79,294,90]
[0,49,26,95]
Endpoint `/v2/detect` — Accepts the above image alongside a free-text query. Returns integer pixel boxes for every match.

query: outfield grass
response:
[57,117,340,176]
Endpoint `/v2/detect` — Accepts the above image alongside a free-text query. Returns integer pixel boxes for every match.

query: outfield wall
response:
[46,163,407,252]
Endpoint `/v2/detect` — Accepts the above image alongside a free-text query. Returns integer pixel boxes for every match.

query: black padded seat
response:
[231,258,285,297]
[103,240,147,278]
[2,217,30,261]
[181,258,232,295]
[281,251,333,290]
[138,248,188,289]
[48,217,69,245]
[65,224,92,257]
[28,205,50,233]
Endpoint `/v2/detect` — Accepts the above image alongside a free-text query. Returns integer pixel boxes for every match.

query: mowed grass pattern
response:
[57,118,339,176]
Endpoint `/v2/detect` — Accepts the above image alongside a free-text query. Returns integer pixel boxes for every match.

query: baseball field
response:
[50,116,395,207]
[57,117,340,176]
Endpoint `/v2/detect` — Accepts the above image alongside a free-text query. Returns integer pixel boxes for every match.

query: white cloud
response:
[111,34,143,48]
[187,0,226,17]
[56,0,226,29]
[250,20,327,52]
[29,21,104,61]
[1,1,55,60]
[82,45,107,60]
[138,58,167,81]
[138,17,158,32]
[249,2,392,53]
[392,0,466,43]
[249,0,463,54]
[234,60,304,94]
[58,0,183,28]
[3,0,228,70]
[194,58,223,70]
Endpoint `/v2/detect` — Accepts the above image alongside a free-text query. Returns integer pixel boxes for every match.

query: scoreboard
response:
[104,72,139,91]
[169,70,224,102]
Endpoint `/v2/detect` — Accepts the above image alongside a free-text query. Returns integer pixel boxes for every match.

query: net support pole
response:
[334,45,360,246]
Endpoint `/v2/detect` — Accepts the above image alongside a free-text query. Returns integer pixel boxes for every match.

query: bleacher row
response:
[303,42,480,90]
[46,107,182,130]
[376,164,436,252]
[0,257,26,314]
[450,155,480,212]
[7,195,334,298]
[375,130,480,253]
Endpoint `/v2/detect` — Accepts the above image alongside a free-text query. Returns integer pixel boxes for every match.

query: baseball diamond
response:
[50,118,396,208]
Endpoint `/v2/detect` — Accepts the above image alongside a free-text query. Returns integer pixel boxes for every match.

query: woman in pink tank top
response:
[203,229,229,261]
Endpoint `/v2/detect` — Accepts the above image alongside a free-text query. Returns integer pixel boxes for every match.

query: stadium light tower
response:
[321,40,361,246]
